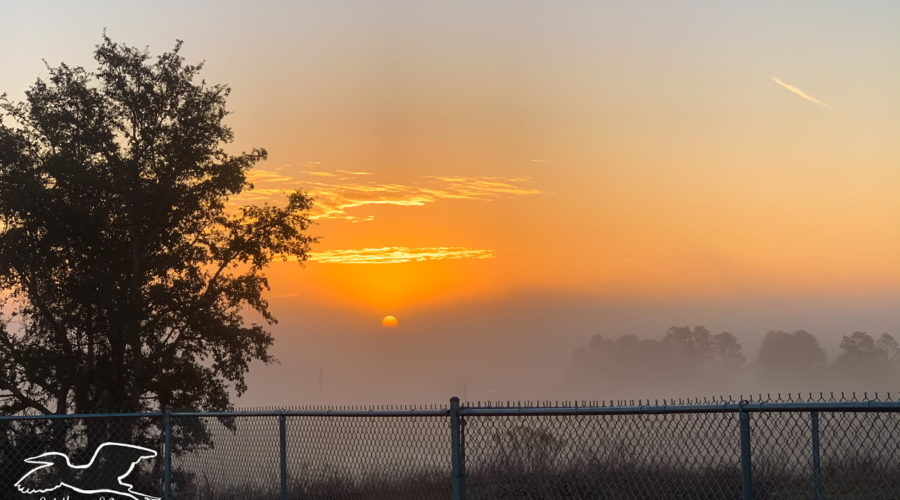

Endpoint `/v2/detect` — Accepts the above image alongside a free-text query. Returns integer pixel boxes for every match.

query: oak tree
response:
[0,36,315,420]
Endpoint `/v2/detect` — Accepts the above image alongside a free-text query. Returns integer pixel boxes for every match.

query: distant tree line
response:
[569,327,900,398]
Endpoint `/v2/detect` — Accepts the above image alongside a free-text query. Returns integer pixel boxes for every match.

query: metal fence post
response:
[450,396,467,500]
[163,405,173,500]
[739,402,753,500]
[810,411,824,500]
[279,411,288,500]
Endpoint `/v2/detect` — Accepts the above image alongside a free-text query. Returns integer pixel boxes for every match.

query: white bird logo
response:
[15,442,160,500]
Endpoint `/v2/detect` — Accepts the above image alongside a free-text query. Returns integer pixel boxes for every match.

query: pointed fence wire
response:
[0,393,899,498]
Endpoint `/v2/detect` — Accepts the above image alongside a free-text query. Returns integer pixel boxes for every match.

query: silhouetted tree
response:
[0,36,315,423]
[836,332,885,366]
[754,330,826,389]
[662,326,745,368]
[876,333,900,364]
[570,326,745,397]
[832,332,900,384]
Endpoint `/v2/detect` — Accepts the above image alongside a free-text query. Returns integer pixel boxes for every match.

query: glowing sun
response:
[381,315,399,328]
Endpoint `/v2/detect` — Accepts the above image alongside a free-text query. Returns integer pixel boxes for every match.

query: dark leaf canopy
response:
[0,36,315,416]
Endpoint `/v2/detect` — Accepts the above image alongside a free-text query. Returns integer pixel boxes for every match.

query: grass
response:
[173,459,900,499]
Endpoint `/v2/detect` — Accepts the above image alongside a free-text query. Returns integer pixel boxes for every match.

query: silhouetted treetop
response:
[662,326,745,366]
[756,330,826,373]
[569,326,899,398]
[0,36,315,418]
[570,326,745,397]
[833,332,900,378]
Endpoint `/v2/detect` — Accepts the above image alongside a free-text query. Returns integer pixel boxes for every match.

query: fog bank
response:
[239,291,900,406]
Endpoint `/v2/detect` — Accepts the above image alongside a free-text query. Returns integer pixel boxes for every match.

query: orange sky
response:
[210,1,899,312]
[3,3,898,316]
[3,1,899,310]
[3,1,899,402]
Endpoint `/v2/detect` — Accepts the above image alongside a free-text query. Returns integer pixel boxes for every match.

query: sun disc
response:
[381,315,399,328]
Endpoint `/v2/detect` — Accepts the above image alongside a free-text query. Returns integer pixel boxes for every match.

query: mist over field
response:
[2,2,897,413]
[0,2,898,499]
[240,291,900,406]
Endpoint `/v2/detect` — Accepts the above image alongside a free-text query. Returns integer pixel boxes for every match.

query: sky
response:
[3,1,899,404]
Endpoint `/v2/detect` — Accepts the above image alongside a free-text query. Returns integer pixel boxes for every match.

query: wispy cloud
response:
[234,169,540,221]
[771,76,833,110]
[335,169,373,176]
[307,246,495,264]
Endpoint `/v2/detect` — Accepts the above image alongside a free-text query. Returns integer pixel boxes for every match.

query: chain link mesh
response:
[818,412,900,498]
[0,415,163,498]
[2,393,900,499]
[172,412,449,499]
[173,414,281,498]
[463,412,740,499]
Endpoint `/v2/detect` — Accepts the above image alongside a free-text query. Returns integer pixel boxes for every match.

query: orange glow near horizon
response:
[308,247,494,265]
[256,155,899,310]
[5,3,896,313]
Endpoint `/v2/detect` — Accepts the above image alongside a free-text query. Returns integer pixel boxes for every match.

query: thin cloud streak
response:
[335,170,373,176]
[235,169,540,221]
[771,76,833,110]
[308,246,495,264]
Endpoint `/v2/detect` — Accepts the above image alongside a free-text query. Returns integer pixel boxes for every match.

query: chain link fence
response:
[0,413,163,499]
[1,393,899,499]
[172,410,450,499]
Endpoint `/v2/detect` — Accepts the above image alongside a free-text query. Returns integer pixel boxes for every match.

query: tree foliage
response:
[0,36,315,416]
[570,326,900,397]
[833,331,900,379]
[570,325,745,397]
[754,330,826,385]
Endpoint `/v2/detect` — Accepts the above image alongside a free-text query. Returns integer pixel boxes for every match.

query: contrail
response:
[771,76,833,110]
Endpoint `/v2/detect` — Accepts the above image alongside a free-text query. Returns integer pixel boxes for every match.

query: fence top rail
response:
[459,400,900,416]
[0,408,451,421]
[172,408,451,418]
[0,411,164,421]
[3,399,900,421]
[461,391,900,408]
